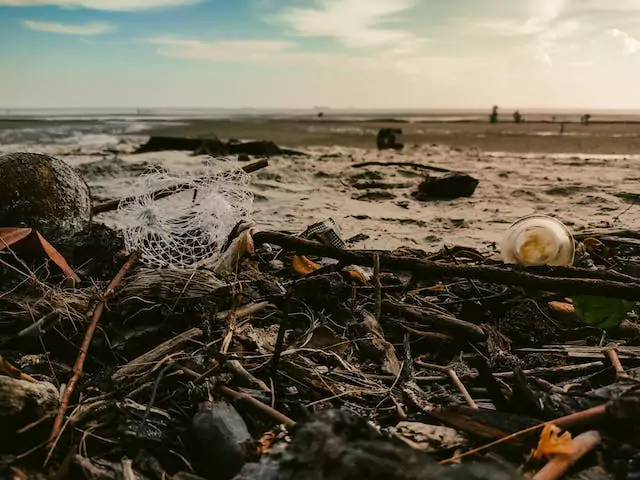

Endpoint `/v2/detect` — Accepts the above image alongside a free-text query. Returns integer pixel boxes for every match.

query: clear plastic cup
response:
[500,215,575,267]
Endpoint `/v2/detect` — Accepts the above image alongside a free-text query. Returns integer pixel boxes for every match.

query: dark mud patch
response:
[352,180,413,190]
[381,217,428,228]
[353,191,396,201]
[256,172,284,182]
[348,171,385,183]
[545,185,592,196]
[615,192,640,204]
[76,156,159,180]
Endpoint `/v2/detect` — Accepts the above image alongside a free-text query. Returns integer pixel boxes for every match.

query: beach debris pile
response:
[135,135,306,157]
[1,152,640,479]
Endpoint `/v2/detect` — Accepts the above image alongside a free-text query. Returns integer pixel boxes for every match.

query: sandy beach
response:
[2,113,640,252]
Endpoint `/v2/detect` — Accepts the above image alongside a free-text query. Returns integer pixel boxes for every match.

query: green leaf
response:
[572,295,634,330]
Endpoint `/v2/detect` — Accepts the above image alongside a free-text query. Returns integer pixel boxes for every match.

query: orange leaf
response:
[344,265,370,285]
[583,238,604,251]
[35,232,80,287]
[257,431,276,454]
[0,354,36,383]
[292,255,322,276]
[0,227,79,287]
[548,301,579,324]
[532,423,574,460]
[0,228,33,250]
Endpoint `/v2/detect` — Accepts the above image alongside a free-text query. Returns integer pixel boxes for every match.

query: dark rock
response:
[413,173,479,200]
[136,136,228,155]
[229,141,281,156]
[234,409,522,480]
[135,136,306,157]
[0,377,59,453]
[0,152,92,237]
[190,401,252,480]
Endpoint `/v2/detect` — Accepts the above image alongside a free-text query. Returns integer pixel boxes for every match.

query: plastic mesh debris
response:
[117,160,253,268]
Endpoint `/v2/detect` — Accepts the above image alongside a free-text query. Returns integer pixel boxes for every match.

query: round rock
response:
[0,152,92,237]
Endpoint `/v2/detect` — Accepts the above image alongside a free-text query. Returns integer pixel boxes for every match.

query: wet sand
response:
[145,117,640,155]
[2,116,639,252]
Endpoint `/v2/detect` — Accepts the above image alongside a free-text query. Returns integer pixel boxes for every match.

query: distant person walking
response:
[490,105,499,124]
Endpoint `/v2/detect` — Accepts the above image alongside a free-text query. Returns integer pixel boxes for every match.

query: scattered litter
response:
[117,161,253,268]
[501,215,575,267]
[2,152,640,480]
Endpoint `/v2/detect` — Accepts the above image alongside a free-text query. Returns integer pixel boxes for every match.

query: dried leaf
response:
[344,265,370,285]
[361,312,401,376]
[0,228,32,249]
[0,354,36,383]
[34,232,80,287]
[292,255,322,276]
[303,325,351,356]
[0,227,79,287]
[211,227,256,274]
[548,301,579,324]
[532,423,574,460]
[258,432,276,454]
[583,238,604,251]
[391,422,468,453]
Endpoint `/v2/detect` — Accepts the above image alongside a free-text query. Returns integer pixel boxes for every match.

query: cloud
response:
[606,28,640,54]
[0,0,200,11]
[22,19,115,35]
[568,0,640,13]
[146,36,334,64]
[278,0,423,49]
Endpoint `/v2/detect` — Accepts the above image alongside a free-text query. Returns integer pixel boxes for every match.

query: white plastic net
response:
[117,160,253,268]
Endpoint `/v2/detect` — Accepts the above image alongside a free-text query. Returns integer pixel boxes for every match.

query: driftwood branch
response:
[533,430,602,480]
[47,252,140,460]
[112,327,203,381]
[92,159,268,215]
[383,300,486,342]
[252,231,640,300]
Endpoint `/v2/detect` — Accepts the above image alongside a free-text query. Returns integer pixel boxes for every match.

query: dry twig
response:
[46,252,140,461]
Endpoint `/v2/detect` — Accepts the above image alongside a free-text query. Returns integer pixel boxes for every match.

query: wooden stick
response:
[111,327,203,381]
[218,385,295,427]
[438,405,607,465]
[373,253,382,321]
[603,347,628,379]
[384,300,486,341]
[533,430,601,480]
[252,231,640,300]
[417,361,477,409]
[92,159,268,215]
[47,252,140,460]
[447,369,478,409]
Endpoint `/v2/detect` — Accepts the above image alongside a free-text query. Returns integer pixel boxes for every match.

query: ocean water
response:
[0,118,186,145]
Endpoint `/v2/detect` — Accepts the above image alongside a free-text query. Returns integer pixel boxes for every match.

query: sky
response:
[2,0,640,109]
